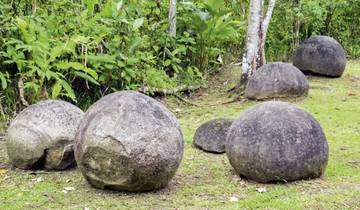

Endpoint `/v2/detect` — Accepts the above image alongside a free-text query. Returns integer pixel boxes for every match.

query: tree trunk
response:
[240,0,262,87]
[255,0,264,70]
[168,0,177,37]
[293,0,301,50]
[260,0,276,65]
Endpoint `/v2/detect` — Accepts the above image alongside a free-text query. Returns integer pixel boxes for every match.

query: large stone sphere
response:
[6,100,84,170]
[193,118,233,153]
[75,91,184,192]
[226,101,329,183]
[293,36,346,77]
[245,62,309,100]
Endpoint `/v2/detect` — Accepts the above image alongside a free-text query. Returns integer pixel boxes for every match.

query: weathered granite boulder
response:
[245,62,309,100]
[226,101,329,183]
[75,91,184,192]
[6,100,84,170]
[293,36,346,77]
[193,118,233,153]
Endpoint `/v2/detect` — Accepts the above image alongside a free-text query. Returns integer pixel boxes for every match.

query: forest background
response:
[0,0,359,114]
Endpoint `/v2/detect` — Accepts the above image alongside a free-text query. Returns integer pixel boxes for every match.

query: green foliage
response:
[1,0,235,110]
[180,0,243,73]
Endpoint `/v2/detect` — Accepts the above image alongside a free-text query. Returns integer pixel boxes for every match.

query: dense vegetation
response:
[0,0,359,114]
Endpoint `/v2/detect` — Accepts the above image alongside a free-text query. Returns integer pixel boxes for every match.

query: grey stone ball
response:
[293,36,346,77]
[245,62,309,100]
[6,100,84,170]
[75,91,184,192]
[193,118,234,153]
[226,101,329,183]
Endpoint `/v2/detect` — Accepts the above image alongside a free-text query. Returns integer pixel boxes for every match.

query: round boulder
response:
[245,62,309,100]
[226,101,329,183]
[75,91,184,192]
[193,118,234,153]
[293,36,346,77]
[6,100,84,170]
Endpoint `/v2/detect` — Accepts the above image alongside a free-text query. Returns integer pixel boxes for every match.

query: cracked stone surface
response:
[245,62,309,100]
[193,118,233,153]
[293,36,346,77]
[75,91,184,192]
[226,101,329,183]
[6,100,84,170]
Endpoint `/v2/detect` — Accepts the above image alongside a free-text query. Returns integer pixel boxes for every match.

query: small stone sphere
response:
[6,100,84,170]
[225,101,329,183]
[293,36,346,77]
[245,62,309,100]
[193,118,234,153]
[75,91,184,192]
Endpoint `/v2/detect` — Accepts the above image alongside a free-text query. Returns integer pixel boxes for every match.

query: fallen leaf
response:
[43,193,55,202]
[229,196,239,202]
[256,187,267,193]
[0,169,8,175]
[64,187,75,191]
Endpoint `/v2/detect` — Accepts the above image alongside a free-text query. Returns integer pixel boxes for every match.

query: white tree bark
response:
[241,0,262,85]
[260,0,276,64]
[168,0,177,37]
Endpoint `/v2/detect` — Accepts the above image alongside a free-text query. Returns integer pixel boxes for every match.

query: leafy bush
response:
[0,0,240,112]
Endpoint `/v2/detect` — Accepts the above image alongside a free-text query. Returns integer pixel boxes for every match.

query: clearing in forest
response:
[0,61,360,209]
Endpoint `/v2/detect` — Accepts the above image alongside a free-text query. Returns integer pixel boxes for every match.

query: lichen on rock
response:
[6,100,84,170]
[226,101,329,183]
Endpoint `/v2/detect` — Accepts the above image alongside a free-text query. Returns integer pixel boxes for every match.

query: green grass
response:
[1,61,360,209]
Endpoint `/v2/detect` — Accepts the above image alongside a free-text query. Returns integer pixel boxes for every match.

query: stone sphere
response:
[6,100,84,170]
[75,91,184,192]
[293,36,346,77]
[226,101,329,183]
[193,118,233,153]
[245,62,309,100]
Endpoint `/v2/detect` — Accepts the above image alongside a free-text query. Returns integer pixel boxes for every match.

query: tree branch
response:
[18,78,29,107]
[241,0,262,86]
[139,85,205,95]
[260,0,276,64]
[168,0,177,37]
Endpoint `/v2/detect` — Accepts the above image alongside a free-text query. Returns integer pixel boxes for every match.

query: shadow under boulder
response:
[6,100,84,170]
[245,62,309,100]
[193,118,234,154]
[293,35,346,77]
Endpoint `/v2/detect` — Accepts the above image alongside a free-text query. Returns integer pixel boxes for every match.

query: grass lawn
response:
[0,61,360,210]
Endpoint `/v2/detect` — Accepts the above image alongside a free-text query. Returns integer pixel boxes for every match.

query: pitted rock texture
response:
[75,91,184,192]
[226,101,329,183]
[293,36,346,77]
[193,118,233,153]
[245,62,309,100]
[6,100,84,170]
